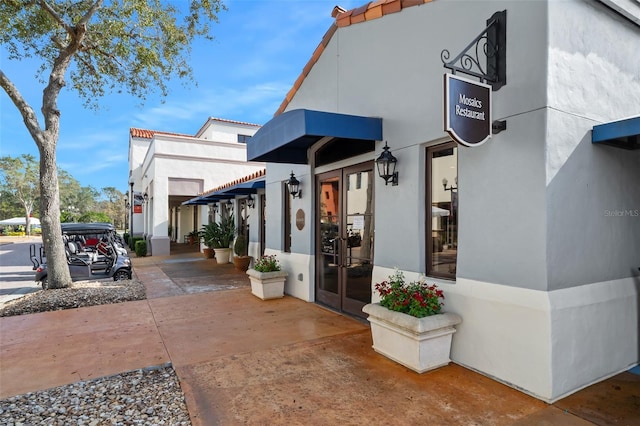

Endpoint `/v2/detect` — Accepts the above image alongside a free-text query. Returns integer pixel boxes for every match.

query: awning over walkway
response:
[592,116,640,150]
[247,109,383,163]
[221,179,265,195]
[182,179,265,206]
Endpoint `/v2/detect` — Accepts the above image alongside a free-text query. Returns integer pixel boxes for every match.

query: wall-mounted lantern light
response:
[247,194,255,209]
[375,142,398,186]
[287,171,301,198]
[211,202,218,214]
[226,199,234,213]
[143,192,149,202]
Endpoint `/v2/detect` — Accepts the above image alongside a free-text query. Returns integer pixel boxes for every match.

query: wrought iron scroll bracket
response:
[441,10,507,91]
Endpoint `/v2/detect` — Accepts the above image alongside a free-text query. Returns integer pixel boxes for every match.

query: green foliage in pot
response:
[234,232,248,257]
[200,216,236,248]
[199,222,219,248]
[374,269,444,318]
[253,255,281,272]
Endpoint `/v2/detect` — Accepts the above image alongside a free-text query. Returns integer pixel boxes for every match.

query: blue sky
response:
[0,0,362,193]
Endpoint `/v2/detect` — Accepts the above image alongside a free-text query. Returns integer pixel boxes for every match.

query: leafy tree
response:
[100,186,125,228]
[78,211,111,223]
[0,154,40,235]
[0,0,225,288]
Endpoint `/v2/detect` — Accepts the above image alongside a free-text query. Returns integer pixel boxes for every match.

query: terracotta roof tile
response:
[199,169,266,197]
[275,0,435,117]
[129,128,192,139]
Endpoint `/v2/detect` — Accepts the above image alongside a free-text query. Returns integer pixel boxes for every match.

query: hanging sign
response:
[133,191,143,214]
[444,73,492,147]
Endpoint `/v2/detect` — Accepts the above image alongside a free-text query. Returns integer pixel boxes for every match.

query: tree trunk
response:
[39,137,72,289]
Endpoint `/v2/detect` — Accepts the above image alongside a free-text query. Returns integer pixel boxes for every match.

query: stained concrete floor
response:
[1,243,638,425]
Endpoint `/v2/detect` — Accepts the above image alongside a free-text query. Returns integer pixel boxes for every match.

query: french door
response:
[316,162,374,318]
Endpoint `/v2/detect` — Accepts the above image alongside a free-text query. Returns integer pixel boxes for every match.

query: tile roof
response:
[131,117,261,140]
[194,117,261,138]
[199,168,266,197]
[129,128,193,139]
[275,0,434,117]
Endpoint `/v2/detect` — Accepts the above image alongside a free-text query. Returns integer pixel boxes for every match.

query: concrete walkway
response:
[1,245,638,424]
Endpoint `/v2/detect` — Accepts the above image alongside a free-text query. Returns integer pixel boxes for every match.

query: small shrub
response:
[123,232,130,245]
[375,269,444,318]
[253,255,281,272]
[134,240,147,257]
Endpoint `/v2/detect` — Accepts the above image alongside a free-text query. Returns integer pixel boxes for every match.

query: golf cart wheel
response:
[40,276,48,290]
[113,270,130,281]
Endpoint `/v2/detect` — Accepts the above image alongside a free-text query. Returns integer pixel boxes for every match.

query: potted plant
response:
[246,254,288,300]
[199,223,217,258]
[207,216,235,264]
[362,269,461,373]
[232,232,252,271]
[187,230,199,246]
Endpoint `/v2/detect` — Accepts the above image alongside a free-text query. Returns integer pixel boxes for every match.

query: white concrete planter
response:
[362,303,462,373]
[246,269,288,300]
[214,248,231,264]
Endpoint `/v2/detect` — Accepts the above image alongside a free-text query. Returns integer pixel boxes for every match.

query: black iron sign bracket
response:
[441,10,507,91]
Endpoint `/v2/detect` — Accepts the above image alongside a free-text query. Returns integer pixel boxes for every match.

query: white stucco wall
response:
[130,120,265,255]
[256,0,639,402]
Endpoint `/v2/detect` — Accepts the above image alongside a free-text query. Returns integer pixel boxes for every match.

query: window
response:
[283,181,291,252]
[237,134,252,144]
[426,142,458,279]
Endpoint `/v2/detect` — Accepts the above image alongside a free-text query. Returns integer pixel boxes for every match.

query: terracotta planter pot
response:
[362,303,462,373]
[203,248,214,259]
[233,255,252,272]
[246,269,288,300]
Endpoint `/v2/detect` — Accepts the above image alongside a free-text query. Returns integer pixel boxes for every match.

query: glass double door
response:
[316,162,374,318]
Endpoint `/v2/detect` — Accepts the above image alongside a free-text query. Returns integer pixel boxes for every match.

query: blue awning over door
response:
[247,109,383,163]
[592,116,640,150]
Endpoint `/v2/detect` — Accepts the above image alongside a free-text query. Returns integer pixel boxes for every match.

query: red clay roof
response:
[275,0,434,117]
[199,168,266,197]
[194,117,261,138]
[129,128,193,139]
[131,117,261,140]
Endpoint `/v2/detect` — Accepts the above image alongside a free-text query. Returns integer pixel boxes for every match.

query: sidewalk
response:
[1,246,638,424]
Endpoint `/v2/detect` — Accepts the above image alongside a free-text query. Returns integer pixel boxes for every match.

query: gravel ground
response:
[0,280,193,425]
[0,279,146,317]
[0,366,191,425]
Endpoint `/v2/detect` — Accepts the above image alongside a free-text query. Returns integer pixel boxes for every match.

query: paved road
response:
[0,238,43,304]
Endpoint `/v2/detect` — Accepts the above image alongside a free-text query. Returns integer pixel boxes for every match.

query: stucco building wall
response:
[256,0,639,402]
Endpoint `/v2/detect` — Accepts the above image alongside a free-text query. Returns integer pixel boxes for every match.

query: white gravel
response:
[0,366,191,425]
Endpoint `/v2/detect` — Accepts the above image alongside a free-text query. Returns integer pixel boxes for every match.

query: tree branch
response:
[36,0,73,35]
[0,69,45,146]
[78,0,104,28]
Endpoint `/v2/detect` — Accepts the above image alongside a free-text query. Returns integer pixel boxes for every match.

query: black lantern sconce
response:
[246,194,255,209]
[211,202,218,215]
[442,176,458,192]
[226,199,234,213]
[287,171,301,198]
[375,142,398,186]
[143,192,149,202]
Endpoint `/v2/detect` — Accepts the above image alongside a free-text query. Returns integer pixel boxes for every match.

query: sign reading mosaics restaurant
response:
[444,73,492,147]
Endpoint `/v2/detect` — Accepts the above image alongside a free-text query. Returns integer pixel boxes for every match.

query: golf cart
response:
[30,222,132,289]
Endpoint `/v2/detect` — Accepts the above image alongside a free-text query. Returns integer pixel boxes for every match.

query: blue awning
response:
[247,109,383,163]
[182,179,265,205]
[592,116,640,150]
[220,179,265,195]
